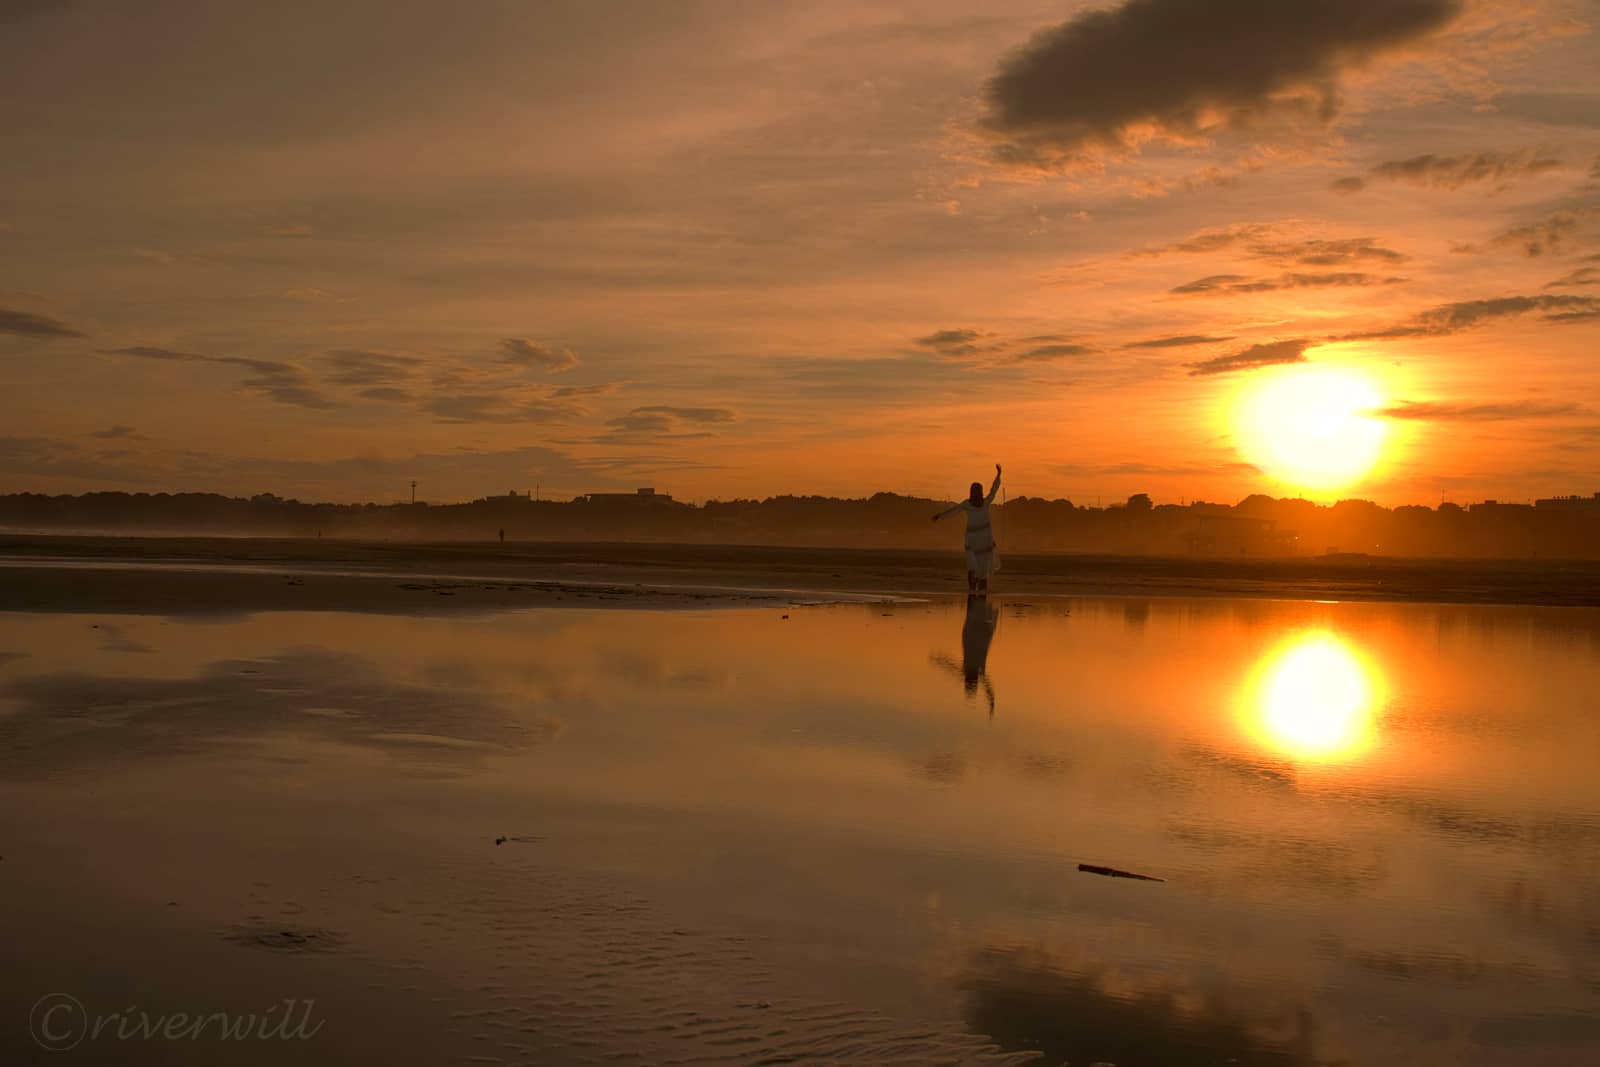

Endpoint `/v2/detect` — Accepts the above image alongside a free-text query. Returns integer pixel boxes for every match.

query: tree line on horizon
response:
[1,488,1597,560]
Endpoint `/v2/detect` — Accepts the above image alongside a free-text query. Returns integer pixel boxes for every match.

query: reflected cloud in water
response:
[963,943,1315,1067]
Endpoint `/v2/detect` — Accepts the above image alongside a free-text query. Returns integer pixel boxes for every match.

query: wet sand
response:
[3,533,1600,608]
[3,538,1598,1064]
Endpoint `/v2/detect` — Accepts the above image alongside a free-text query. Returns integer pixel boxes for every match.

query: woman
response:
[932,464,1002,592]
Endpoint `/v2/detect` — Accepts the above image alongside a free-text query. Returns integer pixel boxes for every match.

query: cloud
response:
[1377,400,1585,420]
[1332,149,1567,193]
[977,0,1463,169]
[0,306,85,339]
[1016,343,1094,361]
[1185,338,1309,377]
[358,387,411,403]
[1490,92,1600,130]
[422,394,584,424]
[596,404,736,444]
[1344,294,1600,339]
[1469,211,1589,257]
[626,405,735,424]
[1172,272,1403,295]
[913,328,994,356]
[1129,223,1275,257]
[1545,267,1600,288]
[1251,238,1407,266]
[1134,227,1406,265]
[1124,334,1235,349]
[103,346,338,409]
[320,349,424,386]
[500,337,577,372]
[88,425,144,441]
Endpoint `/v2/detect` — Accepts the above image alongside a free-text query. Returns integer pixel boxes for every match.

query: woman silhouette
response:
[932,464,1002,592]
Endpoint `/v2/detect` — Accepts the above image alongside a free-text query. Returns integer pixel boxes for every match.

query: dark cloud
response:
[1377,400,1584,421]
[1344,294,1600,339]
[104,346,337,409]
[1124,334,1235,349]
[357,387,411,403]
[1016,343,1094,361]
[500,337,577,372]
[1332,150,1566,193]
[0,306,85,339]
[1172,272,1403,295]
[1186,338,1309,377]
[320,349,423,386]
[978,0,1462,168]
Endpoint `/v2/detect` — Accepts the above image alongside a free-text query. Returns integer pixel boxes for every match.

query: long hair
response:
[968,481,983,506]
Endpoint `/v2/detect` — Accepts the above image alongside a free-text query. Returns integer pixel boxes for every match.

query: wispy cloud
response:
[1133,227,1406,266]
[500,337,577,372]
[1343,294,1600,339]
[1185,338,1310,377]
[1377,400,1585,420]
[1172,272,1404,295]
[88,425,144,441]
[597,404,737,444]
[104,346,338,409]
[1332,149,1567,193]
[1124,334,1235,349]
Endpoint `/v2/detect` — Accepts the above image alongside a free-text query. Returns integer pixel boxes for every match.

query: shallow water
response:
[1,596,1597,1065]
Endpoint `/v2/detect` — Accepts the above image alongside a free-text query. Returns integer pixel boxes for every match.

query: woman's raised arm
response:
[985,464,1002,506]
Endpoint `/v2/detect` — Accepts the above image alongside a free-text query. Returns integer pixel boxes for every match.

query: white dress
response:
[936,472,1001,578]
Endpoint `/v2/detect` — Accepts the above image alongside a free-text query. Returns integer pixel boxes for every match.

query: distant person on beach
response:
[932,464,1001,592]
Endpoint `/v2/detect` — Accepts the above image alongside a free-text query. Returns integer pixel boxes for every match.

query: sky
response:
[2,0,1598,506]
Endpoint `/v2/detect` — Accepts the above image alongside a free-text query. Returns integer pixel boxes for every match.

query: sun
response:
[1231,364,1390,494]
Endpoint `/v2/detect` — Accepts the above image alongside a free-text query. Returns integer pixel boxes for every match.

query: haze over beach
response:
[4,3,1600,1066]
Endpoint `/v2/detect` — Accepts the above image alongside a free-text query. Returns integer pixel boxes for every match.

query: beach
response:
[2,539,1599,1065]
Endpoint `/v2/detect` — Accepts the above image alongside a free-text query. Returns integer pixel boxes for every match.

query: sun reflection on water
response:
[1243,631,1385,762]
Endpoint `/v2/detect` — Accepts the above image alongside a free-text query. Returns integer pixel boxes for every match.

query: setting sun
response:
[1232,365,1390,496]
[1243,631,1385,762]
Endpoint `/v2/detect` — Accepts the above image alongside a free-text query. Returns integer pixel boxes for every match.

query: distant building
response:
[1185,514,1296,557]
[582,487,675,504]
[1534,492,1600,510]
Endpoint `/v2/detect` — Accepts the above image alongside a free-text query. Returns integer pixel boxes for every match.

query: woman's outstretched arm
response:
[931,501,966,521]
[984,464,1002,506]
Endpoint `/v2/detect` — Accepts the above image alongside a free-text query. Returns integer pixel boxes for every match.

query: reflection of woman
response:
[932,464,1002,593]
[934,595,1000,718]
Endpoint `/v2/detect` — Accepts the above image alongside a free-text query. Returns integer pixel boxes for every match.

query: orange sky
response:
[2,0,1597,506]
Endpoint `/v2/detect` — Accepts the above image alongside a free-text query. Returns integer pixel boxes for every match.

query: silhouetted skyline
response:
[4,486,1597,560]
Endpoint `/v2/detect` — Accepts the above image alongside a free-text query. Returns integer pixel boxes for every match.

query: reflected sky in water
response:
[0,596,1597,1065]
